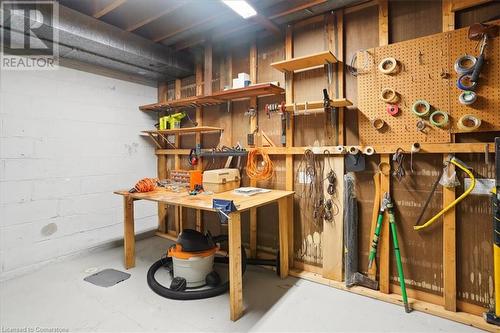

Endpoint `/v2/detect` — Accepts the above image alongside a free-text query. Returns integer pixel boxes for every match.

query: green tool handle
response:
[389,208,411,313]
[368,211,384,269]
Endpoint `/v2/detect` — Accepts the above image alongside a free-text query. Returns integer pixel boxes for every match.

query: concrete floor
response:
[0,236,482,332]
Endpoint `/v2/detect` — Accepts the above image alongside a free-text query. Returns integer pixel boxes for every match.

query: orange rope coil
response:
[246,148,274,181]
[132,178,157,193]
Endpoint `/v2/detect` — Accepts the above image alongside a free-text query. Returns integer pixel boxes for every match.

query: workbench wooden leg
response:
[228,212,244,321]
[123,196,135,269]
[249,208,257,258]
[278,197,289,279]
[287,195,294,269]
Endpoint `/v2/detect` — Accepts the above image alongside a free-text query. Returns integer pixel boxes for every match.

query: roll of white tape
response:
[380,88,399,104]
[457,114,481,132]
[335,145,345,153]
[348,146,359,155]
[363,146,375,155]
[378,57,398,75]
[411,143,421,153]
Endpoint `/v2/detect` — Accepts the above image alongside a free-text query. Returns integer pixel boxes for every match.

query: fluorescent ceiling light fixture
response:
[222,0,257,19]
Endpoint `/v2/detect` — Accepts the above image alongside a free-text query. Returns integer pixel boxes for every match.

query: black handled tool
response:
[471,34,487,83]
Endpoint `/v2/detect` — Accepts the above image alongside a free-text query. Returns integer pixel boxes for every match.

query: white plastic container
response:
[172,254,215,287]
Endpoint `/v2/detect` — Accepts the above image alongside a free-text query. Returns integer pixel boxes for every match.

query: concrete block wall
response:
[0,65,159,280]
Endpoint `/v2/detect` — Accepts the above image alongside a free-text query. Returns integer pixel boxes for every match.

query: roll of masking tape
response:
[412,99,431,117]
[348,146,359,155]
[378,57,398,75]
[363,146,375,155]
[380,88,399,104]
[429,110,449,128]
[411,143,421,153]
[372,118,386,130]
[457,114,481,132]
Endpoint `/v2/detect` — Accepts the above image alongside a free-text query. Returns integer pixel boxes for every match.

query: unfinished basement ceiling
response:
[59,0,365,52]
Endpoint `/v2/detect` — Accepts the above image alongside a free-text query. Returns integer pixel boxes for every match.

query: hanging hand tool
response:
[485,137,500,326]
[368,172,381,279]
[386,194,411,313]
[368,192,390,269]
[323,88,338,145]
[468,23,498,83]
[344,173,379,290]
[414,157,476,231]
[281,113,287,145]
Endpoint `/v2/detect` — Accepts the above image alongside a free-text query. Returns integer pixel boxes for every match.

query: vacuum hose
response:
[147,251,247,300]
[147,248,280,300]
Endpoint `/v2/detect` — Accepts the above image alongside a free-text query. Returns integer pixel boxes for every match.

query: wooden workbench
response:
[114,188,294,321]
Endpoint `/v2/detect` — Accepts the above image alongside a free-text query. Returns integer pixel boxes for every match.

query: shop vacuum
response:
[147,229,280,300]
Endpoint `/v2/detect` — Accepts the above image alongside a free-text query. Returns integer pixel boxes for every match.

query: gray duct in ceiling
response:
[0,3,193,81]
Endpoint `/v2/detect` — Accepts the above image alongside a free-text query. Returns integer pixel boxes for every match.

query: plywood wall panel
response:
[257,35,285,86]
[232,46,250,79]
[455,1,500,28]
[389,154,444,296]
[389,0,442,43]
[456,154,495,309]
[293,156,324,267]
[344,5,379,146]
[293,17,326,57]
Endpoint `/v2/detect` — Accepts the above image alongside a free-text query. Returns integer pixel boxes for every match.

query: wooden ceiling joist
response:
[93,0,127,18]
[451,0,493,11]
[174,0,330,50]
[250,14,281,35]
[268,0,327,19]
[153,14,219,43]
[125,2,187,32]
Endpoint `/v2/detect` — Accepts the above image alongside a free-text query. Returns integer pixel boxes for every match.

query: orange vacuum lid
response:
[168,244,218,260]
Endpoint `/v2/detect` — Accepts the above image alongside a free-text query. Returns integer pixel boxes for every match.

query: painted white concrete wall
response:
[0,64,159,280]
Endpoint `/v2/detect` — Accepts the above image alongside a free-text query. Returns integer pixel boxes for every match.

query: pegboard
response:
[357,23,499,146]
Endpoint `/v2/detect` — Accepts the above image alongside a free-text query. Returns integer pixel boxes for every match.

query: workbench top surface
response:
[114,188,294,212]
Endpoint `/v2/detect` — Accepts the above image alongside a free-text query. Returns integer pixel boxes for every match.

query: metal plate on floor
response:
[84,268,130,287]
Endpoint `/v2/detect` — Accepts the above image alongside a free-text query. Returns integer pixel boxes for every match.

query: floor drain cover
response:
[84,268,130,287]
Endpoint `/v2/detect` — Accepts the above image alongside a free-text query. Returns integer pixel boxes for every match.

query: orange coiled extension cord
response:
[130,178,157,193]
[246,148,274,181]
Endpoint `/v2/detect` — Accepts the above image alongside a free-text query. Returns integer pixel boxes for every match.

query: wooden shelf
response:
[142,126,223,136]
[285,98,353,112]
[139,84,283,111]
[271,51,338,73]
[139,95,223,111]
[211,83,284,100]
[152,143,496,155]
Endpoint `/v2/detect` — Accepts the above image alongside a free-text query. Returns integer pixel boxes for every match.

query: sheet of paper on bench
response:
[233,187,271,196]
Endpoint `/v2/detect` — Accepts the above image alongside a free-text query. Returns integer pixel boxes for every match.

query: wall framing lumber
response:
[378,0,389,46]
[443,0,455,32]
[379,154,391,294]
[285,24,294,268]
[443,157,457,311]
